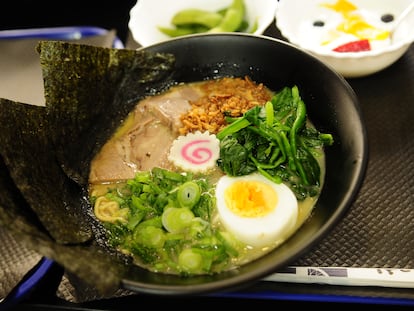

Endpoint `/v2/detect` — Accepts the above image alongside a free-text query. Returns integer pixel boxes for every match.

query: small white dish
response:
[275,0,414,78]
[128,0,278,47]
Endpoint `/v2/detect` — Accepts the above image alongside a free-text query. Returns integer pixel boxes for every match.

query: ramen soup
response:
[88,76,332,276]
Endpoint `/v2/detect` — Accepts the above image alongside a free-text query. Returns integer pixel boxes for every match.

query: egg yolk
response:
[224,180,278,218]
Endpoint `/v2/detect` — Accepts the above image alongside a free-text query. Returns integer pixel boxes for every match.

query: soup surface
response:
[88,76,332,276]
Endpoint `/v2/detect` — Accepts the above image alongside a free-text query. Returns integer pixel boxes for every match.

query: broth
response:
[88,76,327,275]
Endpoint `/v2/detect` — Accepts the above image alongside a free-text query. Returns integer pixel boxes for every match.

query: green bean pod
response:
[208,0,245,32]
[171,9,223,28]
[158,25,208,37]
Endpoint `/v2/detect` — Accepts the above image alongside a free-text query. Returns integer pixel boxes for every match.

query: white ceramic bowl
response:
[128,0,278,47]
[275,0,414,78]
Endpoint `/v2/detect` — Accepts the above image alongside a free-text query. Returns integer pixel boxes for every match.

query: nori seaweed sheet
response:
[0,41,176,294]
[0,99,92,244]
[37,40,176,185]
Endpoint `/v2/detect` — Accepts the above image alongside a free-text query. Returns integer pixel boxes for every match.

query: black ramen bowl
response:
[119,33,368,295]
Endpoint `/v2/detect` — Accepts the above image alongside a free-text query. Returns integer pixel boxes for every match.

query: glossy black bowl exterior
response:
[121,33,368,295]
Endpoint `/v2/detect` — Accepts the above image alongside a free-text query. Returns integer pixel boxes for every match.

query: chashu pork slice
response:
[142,84,202,133]
[89,84,202,184]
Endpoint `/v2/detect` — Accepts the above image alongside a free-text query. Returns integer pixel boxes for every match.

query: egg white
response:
[215,173,298,248]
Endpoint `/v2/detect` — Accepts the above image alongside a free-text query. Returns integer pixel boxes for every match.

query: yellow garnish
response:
[320,0,390,45]
[321,0,357,14]
[337,13,390,40]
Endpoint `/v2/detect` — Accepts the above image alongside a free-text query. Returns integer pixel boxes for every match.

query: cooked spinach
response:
[216,85,334,200]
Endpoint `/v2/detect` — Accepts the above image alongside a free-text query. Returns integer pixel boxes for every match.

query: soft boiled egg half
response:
[215,173,298,248]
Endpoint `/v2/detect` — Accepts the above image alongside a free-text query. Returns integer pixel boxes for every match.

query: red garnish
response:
[333,39,371,52]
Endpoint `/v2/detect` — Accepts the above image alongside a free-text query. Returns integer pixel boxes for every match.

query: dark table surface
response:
[2,11,414,310]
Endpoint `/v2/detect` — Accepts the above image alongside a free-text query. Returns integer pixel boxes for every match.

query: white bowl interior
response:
[275,0,414,77]
[129,0,278,47]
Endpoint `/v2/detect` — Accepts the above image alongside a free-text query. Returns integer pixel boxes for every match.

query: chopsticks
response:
[263,266,414,288]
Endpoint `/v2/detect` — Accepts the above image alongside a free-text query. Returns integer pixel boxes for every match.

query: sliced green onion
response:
[265,101,274,126]
[177,181,201,208]
[162,207,194,233]
[134,226,165,248]
[178,248,203,273]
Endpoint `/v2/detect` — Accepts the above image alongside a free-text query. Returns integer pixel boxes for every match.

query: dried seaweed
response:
[0,153,46,237]
[0,155,125,295]
[0,99,92,244]
[37,40,176,186]
[0,41,177,294]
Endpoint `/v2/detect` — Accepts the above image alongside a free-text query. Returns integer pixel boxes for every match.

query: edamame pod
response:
[171,9,223,28]
[158,25,208,37]
[208,0,245,32]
